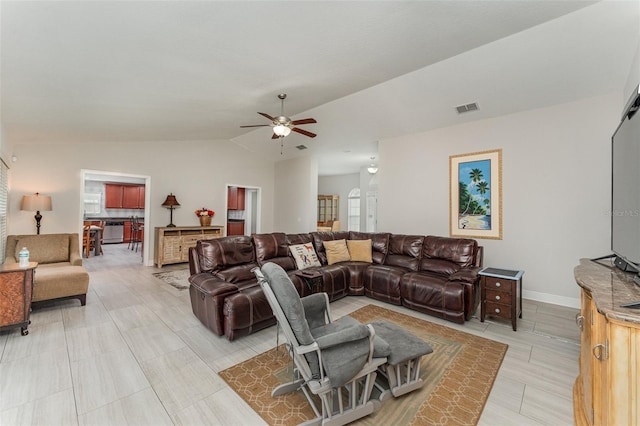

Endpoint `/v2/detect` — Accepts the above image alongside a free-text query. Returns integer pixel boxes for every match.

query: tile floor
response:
[0,244,581,425]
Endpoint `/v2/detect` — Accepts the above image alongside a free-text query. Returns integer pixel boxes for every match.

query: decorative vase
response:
[199,215,212,227]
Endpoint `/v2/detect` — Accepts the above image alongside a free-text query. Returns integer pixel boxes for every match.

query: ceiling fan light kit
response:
[241,93,317,145]
[273,124,291,137]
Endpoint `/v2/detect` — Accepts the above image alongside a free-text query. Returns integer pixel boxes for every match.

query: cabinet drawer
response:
[486,289,511,303]
[181,235,203,245]
[485,301,511,319]
[483,277,513,293]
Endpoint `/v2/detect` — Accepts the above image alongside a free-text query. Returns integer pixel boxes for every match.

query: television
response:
[611,85,640,275]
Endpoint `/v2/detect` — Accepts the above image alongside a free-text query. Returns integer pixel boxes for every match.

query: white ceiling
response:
[1,1,638,175]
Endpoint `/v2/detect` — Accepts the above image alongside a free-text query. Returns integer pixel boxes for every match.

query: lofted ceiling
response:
[1,1,638,175]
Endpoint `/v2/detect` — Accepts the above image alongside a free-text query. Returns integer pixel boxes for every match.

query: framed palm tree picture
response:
[450,149,502,239]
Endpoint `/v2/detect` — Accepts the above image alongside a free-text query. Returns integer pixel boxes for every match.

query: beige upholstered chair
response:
[4,233,89,305]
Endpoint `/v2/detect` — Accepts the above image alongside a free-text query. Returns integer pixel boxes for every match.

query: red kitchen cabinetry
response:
[105,184,145,209]
[227,186,245,210]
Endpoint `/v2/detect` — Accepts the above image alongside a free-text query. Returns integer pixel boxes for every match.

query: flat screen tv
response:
[611,85,640,274]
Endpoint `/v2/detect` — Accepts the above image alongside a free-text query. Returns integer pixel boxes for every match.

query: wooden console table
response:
[154,226,224,268]
[0,262,38,336]
[574,258,640,426]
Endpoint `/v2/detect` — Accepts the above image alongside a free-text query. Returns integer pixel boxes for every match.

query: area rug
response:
[152,268,190,290]
[219,304,508,426]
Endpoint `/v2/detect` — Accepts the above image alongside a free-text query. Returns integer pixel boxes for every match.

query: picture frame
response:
[450,149,502,240]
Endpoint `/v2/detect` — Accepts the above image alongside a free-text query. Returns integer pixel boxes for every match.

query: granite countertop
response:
[575,258,640,324]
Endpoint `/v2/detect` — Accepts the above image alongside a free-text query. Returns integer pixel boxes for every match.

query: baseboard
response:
[522,289,580,309]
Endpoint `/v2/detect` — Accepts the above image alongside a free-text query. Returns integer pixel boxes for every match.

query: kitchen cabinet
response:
[105,184,145,209]
[154,226,224,267]
[227,221,245,236]
[105,184,123,208]
[123,185,144,209]
[228,186,245,210]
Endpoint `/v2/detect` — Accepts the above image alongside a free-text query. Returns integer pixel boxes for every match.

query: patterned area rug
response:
[220,304,508,426]
[152,268,190,290]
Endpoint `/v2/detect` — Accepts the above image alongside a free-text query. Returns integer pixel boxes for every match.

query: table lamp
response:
[161,193,180,227]
[21,192,53,235]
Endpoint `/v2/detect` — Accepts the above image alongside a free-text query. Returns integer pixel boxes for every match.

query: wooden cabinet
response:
[105,184,123,208]
[317,195,339,226]
[0,262,37,336]
[122,185,144,209]
[105,184,145,209]
[154,226,224,268]
[479,269,523,331]
[227,221,245,236]
[228,186,245,210]
[574,259,640,426]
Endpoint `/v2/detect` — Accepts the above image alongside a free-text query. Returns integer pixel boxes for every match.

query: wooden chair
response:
[82,224,95,258]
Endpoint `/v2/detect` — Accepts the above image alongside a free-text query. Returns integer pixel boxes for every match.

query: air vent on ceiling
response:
[456,102,479,114]
[296,145,308,150]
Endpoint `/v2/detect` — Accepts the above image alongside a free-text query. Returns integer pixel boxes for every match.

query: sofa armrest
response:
[4,256,17,264]
[449,266,481,284]
[70,251,83,266]
[188,272,239,297]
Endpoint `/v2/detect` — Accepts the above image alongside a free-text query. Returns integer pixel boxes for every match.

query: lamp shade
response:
[273,125,291,137]
[161,193,180,207]
[21,193,52,211]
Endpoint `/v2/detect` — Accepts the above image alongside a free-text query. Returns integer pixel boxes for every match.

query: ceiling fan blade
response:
[258,112,275,121]
[271,133,280,140]
[291,127,317,138]
[290,118,317,125]
[240,124,271,128]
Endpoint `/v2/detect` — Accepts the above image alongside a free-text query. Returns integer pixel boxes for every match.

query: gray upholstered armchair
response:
[254,262,389,425]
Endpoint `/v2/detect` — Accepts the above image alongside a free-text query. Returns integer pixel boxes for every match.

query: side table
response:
[295,270,323,294]
[0,262,38,336]
[479,267,524,331]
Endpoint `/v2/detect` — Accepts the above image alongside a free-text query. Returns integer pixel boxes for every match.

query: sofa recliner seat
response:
[189,231,482,341]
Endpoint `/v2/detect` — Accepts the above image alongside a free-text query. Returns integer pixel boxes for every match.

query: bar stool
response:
[129,216,142,252]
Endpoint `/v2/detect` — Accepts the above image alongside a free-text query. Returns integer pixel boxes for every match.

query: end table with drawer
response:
[479,267,524,331]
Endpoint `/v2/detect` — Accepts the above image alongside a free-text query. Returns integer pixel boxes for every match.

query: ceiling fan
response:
[241,93,317,139]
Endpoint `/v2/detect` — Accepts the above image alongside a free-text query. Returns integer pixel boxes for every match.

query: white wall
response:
[378,93,620,307]
[318,173,359,230]
[623,37,640,109]
[274,156,318,233]
[8,139,275,264]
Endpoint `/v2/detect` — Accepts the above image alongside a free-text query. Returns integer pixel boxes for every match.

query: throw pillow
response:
[347,239,373,263]
[289,243,321,270]
[323,239,351,265]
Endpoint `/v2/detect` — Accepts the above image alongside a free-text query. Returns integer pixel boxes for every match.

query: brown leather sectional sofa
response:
[188,231,483,341]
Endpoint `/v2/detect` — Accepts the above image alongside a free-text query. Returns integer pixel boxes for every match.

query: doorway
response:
[225,184,261,236]
[81,170,151,266]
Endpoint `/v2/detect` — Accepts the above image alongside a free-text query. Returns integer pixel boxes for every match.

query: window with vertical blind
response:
[0,159,8,260]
